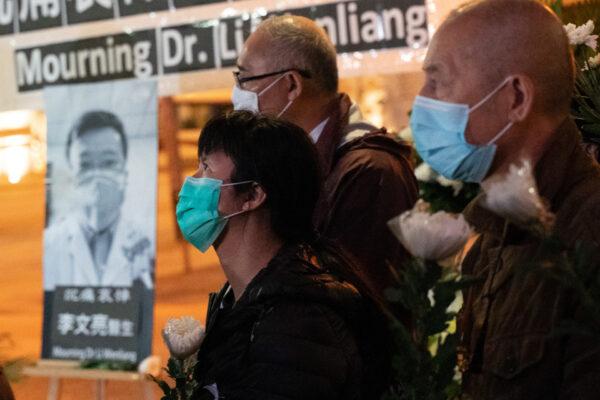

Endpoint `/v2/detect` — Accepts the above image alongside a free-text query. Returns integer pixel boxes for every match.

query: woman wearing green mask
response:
[176,111,390,400]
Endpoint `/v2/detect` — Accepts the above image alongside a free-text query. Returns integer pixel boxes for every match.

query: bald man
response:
[411,1,600,398]
[234,15,418,295]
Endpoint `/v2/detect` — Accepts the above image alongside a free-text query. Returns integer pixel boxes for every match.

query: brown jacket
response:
[313,94,418,294]
[460,118,600,400]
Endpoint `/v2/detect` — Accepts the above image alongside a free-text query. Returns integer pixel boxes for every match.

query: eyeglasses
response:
[233,68,312,87]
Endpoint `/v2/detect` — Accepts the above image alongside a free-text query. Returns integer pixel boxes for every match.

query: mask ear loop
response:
[468,77,515,146]
[469,76,513,113]
[486,121,514,145]
[258,73,287,97]
[222,209,248,220]
[257,73,295,117]
[221,180,255,187]
[219,180,258,220]
[277,100,294,118]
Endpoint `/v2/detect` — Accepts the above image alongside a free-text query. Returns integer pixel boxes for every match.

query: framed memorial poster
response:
[41,79,157,364]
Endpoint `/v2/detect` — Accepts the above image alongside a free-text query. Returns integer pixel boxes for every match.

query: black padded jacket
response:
[191,243,390,400]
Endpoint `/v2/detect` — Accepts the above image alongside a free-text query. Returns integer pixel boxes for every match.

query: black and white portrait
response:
[43,80,157,291]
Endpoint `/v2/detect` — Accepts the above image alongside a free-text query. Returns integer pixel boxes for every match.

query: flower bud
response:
[138,355,161,377]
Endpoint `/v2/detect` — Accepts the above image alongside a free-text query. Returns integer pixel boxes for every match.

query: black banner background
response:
[14,0,428,92]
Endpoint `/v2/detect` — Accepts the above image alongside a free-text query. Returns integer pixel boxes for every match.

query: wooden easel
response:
[24,360,155,400]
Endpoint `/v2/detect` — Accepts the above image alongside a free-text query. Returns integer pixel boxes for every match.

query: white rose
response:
[588,54,600,69]
[414,163,436,182]
[480,160,554,232]
[398,125,413,143]
[388,200,472,261]
[162,316,204,360]
[564,20,598,50]
[137,355,162,377]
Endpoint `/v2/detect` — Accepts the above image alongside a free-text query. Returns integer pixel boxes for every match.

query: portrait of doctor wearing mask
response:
[43,110,153,290]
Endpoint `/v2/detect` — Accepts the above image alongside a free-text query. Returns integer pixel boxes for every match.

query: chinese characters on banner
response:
[50,287,140,363]
[14,0,428,92]
[41,79,157,363]
[64,0,114,25]
[1,0,174,34]
[118,0,168,17]
[1,0,234,35]
[17,0,62,32]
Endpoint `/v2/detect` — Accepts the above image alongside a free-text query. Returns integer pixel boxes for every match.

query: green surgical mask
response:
[176,177,253,252]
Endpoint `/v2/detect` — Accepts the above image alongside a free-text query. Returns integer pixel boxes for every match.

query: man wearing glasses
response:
[233,15,418,295]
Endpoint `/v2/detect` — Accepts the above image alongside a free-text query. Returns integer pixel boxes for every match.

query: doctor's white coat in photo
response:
[43,216,154,291]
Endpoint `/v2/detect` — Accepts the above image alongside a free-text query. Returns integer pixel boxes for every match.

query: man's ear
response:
[242,183,267,212]
[508,74,534,122]
[285,71,304,102]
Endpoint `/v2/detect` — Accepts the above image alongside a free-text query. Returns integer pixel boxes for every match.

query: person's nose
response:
[192,168,202,178]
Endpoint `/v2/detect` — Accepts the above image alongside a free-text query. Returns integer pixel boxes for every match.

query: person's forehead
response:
[425,28,457,72]
[425,22,481,79]
[73,127,123,155]
[237,30,273,74]
[201,150,234,173]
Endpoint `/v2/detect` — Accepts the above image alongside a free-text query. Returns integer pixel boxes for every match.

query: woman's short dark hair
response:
[198,110,321,243]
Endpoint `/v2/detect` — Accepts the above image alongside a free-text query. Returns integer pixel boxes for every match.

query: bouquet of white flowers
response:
[559,3,600,160]
[384,201,475,400]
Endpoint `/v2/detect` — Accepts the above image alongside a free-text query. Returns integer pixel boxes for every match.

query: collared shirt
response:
[80,218,118,279]
[309,118,329,143]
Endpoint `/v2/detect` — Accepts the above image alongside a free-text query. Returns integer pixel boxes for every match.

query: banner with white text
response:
[14,0,428,92]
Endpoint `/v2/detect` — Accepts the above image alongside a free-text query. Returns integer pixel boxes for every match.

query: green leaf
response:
[167,357,185,379]
[149,375,174,397]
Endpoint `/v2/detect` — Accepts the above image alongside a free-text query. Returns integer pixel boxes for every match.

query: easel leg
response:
[47,377,60,400]
[96,379,106,400]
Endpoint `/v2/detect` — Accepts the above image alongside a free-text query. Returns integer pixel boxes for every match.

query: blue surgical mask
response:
[176,177,253,252]
[410,77,514,183]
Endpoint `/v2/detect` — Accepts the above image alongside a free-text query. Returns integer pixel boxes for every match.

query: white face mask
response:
[75,170,126,232]
[231,73,293,118]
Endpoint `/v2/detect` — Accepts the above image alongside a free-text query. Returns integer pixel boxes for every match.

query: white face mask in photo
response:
[231,73,293,117]
[75,169,127,232]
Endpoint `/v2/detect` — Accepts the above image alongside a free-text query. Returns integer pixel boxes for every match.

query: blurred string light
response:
[0,135,30,184]
[0,110,46,184]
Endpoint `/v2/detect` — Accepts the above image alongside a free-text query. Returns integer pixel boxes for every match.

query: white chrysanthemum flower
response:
[415,163,436,182]
[480,160,554,232]
[162,316,204,360]
[588,54,600,69]
[388,200,472,261]
[564,20,598,50]
[137,355,162,377]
